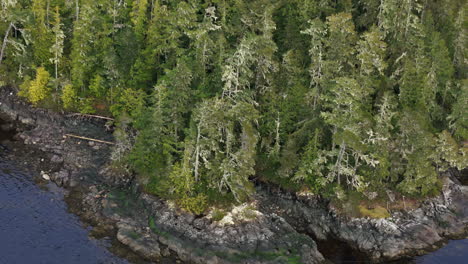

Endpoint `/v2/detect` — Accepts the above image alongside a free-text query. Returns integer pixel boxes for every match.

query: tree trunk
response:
[46,0,50,24]
[75,0,80,21]
[194,124,201,182]
[54,35,59,92]
[0,23,13,67]
[334,143,346,185]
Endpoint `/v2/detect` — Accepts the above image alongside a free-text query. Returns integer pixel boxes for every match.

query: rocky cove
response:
[0,86,467,264]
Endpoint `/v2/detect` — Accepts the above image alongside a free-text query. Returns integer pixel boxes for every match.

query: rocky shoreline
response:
[258,173,468,261]
[1,86,467,263]
[0,87,324,264]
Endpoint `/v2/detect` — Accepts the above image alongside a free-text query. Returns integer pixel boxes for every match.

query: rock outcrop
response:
[259,171,468,262]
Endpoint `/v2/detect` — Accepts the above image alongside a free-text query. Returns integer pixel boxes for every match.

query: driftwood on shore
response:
[67,113,115,121]
[64,133,115,145]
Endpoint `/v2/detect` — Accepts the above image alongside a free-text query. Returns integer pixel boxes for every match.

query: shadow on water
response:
[459,168,468,186]
[0,117,16,143]
[316,236,468,264]
[314,236,370,264]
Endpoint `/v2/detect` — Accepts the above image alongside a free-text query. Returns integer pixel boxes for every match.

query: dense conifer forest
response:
[0,0,466,214]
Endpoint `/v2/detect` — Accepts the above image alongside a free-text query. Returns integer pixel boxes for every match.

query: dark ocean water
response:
[0,157,129,264]
[414,239,468,264]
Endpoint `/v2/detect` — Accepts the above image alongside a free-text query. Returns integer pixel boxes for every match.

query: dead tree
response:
[0,22,14,66]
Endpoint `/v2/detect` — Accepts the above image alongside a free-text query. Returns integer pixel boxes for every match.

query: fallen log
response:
[67,113,114,121]
[64,133,115,145]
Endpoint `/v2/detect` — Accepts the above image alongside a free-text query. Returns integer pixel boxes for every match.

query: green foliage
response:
[50,6,64,81]
[358,205,390,219]
[448,80,468,140]
[184,98,259,203]
[396,110,441,196]
[89,75,106,98]
[79,98,96,114]
[19,67,51,106]
[436,130,468,171]
[30,0,53,65]
[177,194,208,216]
[1,0,467,214]
[130,0,149,41]
[211,209,227,222]
[110,88,146,119]
[61,84,77,110]
[357,26,387,76]
[294,129,326,192]
[168,161,208,215]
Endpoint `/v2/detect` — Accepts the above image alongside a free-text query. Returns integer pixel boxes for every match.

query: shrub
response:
[61,84,77,110]
[178,194,208,215]
[19,67,51,106]
[358,205,390,218]
[211,209,227,221]
[110,88,146,119]
[240,206,258,220]
[79,97,96,114]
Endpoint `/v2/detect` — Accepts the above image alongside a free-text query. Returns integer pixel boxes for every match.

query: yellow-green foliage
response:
[61,84,77,110]
[358,205,390,218]
[178,194,208,215]
[110,88,146,118]
[79,98,96,114]
[168,162,208,215]
[18,77,32,98]
[20,67,51,106]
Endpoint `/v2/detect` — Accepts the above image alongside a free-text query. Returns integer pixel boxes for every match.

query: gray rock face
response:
[52,169,70,187]
[258,172,468,262]
[51,155,64,164]
[116,222,161,261]
[98,190,326,264]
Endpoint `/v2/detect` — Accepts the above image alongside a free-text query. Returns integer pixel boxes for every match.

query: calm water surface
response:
[414,239,468,264]
[0,156,129,264]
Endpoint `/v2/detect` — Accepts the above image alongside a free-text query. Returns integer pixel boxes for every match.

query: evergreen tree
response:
[325,12,357,76]
[185,98,259,202]
[357,26,387,76]
[30,0,53,65]
[302,18,327,108]
[1,0,467,211]
[49,6,64,89]
[448,80,468,140]
[130,0,149,41]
